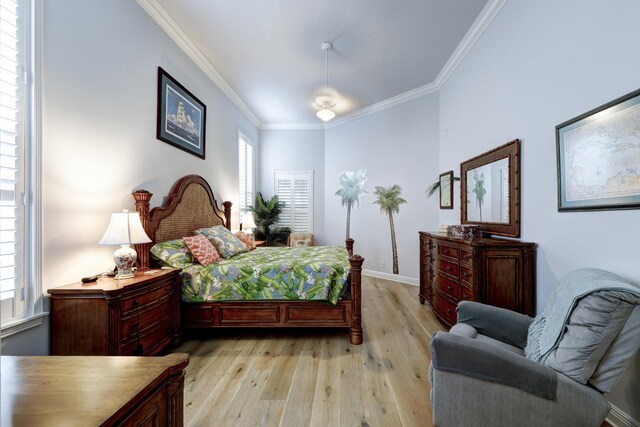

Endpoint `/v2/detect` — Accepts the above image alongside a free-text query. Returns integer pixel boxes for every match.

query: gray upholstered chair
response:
[429,268,640,427]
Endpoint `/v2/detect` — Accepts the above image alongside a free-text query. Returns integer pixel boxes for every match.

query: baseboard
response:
[607,403,640,427]
[362,269,418,286]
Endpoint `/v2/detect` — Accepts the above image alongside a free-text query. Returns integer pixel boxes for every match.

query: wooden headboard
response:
[132,175,232,269]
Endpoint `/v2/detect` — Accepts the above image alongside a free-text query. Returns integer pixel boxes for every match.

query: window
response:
[237,131,254,216]
[1,0,44,335]
[274,170,313,233]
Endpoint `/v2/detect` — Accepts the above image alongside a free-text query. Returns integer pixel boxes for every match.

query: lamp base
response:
[114,244,137,280]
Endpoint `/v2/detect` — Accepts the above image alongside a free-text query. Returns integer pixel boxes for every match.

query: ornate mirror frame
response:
[460,139,521,238]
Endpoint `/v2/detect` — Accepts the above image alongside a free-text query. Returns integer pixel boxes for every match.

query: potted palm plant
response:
[335,170,368,240]
[373,184,407,275]
[251,193,290,246]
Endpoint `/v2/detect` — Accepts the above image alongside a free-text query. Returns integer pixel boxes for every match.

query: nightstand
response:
[254,240,266,247]
[48,269,181,356]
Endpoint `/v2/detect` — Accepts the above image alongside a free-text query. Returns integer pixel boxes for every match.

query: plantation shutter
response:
[274,170,313,233]
[238,131,254,215]
[1,0,26,319]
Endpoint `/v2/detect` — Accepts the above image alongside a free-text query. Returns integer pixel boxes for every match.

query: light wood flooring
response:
[175,276,445,427]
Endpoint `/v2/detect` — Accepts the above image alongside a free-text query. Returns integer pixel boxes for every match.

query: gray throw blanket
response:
[524,268,640,363]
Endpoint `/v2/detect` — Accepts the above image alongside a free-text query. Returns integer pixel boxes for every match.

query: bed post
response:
[345,238,354,257]
[349,254,364,345]
[132,189,153,269]
[222,201,232,230]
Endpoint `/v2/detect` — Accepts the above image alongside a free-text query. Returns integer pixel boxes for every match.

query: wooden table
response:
[1,353,189,426]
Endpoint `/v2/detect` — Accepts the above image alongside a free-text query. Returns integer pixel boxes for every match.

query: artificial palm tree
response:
[471,170,486,221]
[373,184,407,275]
[335,169,368,239]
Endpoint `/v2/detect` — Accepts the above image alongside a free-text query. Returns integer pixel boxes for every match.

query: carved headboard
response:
[132,175,232,268]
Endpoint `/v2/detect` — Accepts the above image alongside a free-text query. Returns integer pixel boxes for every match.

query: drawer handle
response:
[463,294,469,299]
[446,266,452,271]
[447,286,453,291]
[463,272,469,277]
[447,309,453,314]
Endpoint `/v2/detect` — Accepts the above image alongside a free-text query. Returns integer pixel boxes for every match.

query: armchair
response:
[430,269,640,427]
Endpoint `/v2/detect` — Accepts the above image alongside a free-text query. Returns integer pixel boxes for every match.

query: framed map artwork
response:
[556,88,640,211]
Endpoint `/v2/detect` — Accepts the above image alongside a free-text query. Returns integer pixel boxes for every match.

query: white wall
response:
[438,0,640,419]
[258,129,325,243]
[325,94,440,279]
[2,0,258,355]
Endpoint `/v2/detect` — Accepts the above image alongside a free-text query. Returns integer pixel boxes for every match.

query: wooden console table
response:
[1,353,189,426]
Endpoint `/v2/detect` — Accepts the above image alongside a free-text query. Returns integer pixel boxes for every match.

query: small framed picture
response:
[157,67,206,159]
[556,87,640,211]
[439,170,454,209]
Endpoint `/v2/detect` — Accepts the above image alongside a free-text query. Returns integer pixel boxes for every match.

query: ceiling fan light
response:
[316,107,336,122]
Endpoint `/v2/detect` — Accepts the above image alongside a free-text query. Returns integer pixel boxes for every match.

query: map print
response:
[564,103,640,201]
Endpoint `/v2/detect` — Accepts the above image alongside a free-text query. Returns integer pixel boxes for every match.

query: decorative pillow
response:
[183,234,220,266]
[150,239,195,268]
[195,225,249,258]
[543,290,637,384]
[235,231,256,250]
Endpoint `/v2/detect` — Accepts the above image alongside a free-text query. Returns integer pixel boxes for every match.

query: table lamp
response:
[98,209,151,279]
[241,212,257,236]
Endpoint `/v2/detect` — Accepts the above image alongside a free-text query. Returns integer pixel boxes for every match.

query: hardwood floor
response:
[175,276,445,426]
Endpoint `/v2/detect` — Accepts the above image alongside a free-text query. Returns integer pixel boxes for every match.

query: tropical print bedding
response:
[181,246,351,305]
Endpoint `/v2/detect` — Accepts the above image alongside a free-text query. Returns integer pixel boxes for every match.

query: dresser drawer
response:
[437,243,459,260]
[460,265,473,285]
[122,279,174,315]
[120,318,172,356]
[432,291,458,326]
[434,274,460,300]
[460,249,473,264]
[460,285,473,302]
[435,258,459,278]
[121,295,172,340]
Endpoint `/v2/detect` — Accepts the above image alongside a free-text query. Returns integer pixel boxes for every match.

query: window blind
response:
[238,131,254,215]
[275,170,313,233]
[0,0,26,319]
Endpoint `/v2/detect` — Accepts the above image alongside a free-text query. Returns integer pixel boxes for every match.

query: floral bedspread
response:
[181,246,351,305]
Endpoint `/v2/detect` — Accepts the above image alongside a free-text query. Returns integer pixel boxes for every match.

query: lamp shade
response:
[241,212,257,230]
[98,210,151,246]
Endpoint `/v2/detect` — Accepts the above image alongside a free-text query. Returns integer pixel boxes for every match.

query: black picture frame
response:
[439,170,454,209]
[556,88,640,211]
[157,67,206,159]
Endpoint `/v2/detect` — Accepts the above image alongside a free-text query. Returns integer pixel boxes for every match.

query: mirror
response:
[461,139,520,237]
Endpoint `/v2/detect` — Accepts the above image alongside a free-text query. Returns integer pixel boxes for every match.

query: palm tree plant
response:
[471,170,486,221]
[250,192,290,246]
[335,170,368,239]
[373,184,407,275]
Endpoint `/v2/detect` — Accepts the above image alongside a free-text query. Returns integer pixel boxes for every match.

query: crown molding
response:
[325,82,439,129]
[260,123,325,130]
[136,0,261,128]
[434,0,508,88]
[138,0,507,130]
[324,0,507,129]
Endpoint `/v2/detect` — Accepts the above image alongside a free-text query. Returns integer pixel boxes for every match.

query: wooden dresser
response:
[419,231,536,327]
[1,353,189,426]
[48,269,181,356]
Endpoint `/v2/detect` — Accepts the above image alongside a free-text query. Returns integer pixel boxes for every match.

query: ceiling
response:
[152,0,491,125]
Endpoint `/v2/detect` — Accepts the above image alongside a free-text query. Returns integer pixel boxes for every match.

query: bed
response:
[132,174,364,344]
